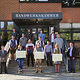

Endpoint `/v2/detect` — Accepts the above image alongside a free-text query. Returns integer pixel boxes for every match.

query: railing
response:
[4,42,10,68]
[63,39,69,72]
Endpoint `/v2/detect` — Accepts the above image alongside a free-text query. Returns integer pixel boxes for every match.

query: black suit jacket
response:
[67,47,77,58]
[0,50,8,62]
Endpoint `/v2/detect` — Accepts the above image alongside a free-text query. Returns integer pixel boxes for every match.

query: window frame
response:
[19,0,62,3]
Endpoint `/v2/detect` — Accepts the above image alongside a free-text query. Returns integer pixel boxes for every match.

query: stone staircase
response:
[8,58,66,74]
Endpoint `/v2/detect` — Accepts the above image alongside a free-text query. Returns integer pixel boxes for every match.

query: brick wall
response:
[20,3,62,13]
[0,0,80,23]
[0,0,62,20]
[0,0,19,20]
[61,8,80,23]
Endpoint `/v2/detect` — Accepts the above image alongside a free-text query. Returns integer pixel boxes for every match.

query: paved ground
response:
[0,73,80,80]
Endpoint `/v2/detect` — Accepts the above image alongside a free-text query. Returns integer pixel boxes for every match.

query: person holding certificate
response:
[35,43,43,73]
[17,45,24,73]
[53,44,61,73]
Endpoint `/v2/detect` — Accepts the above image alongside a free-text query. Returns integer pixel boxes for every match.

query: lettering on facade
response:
[13,13,62,19]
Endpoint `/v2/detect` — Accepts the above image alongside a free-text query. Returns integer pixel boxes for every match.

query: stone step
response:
[8,59,66,74]
[8,66,66,74]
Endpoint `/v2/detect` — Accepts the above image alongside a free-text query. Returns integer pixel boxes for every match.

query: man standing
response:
[0,45,8,74]
[19,33,27,50]
[49,30,56,48]
[38,30,45,43]
[55,34,64,53]
[27,29,34,42]
[9,35,17,60]
[67,42,77,73]
[45,40,53,66]
[12,28,17,40]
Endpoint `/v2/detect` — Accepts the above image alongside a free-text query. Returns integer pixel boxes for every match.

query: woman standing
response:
[34,43,43,73]
[17,45,24,73]
[53,44,61,73]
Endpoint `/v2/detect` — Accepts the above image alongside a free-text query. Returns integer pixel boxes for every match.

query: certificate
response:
[52,54,62,61]
[34,51,44,59]
[16,51,26,59]
[4,42,10,52]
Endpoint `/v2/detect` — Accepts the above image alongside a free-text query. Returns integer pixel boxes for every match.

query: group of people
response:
[0,28,77,74]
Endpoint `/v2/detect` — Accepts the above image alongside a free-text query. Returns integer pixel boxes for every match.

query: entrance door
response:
[19,25,49,43]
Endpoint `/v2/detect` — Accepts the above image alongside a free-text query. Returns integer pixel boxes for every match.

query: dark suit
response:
[67,47,77,72]
[0,50,8,73]
[12,32,17,40]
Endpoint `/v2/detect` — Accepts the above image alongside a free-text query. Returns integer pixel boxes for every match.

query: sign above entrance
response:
[12,12,62,20]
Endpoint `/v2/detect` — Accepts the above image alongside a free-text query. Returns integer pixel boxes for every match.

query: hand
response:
[44,54,46,57]
[51,53,53,56]
[67,57,70,60]
[2,58,5,60]
[26,53,28,56]
[73,57,75,60]
[10,48,12,50]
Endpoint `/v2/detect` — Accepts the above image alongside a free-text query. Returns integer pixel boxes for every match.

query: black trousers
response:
[27,53,34,67]
[46,52,53,66]
[1,62,7,73]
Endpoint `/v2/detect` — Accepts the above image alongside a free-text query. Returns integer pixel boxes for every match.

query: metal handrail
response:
[63,39,69,72]
[4,42,10,68]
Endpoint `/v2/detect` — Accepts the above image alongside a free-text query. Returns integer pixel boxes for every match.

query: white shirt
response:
[51,34,55,42]
[26,43,34,48]
[9,39,17,46]
[69,47,73,57]
[36,40,44,47]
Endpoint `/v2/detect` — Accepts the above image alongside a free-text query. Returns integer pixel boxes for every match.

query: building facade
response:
[0,0,80,52]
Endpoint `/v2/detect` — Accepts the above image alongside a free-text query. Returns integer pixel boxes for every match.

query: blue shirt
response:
[2,50,4,54]
[69,47,73,57]
[38,33,45,42]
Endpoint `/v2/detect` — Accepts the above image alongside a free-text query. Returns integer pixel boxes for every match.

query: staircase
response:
[7,58,66,74]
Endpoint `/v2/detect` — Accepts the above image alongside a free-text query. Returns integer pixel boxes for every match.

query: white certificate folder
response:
[16,51,26,59]
[52,54,62,61]
[34,51,44,59]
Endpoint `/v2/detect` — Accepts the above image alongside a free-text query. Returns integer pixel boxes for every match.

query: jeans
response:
[17,58,24,70]
[68,58,75,72]
[46,52,53,66]
[50,42,55,48]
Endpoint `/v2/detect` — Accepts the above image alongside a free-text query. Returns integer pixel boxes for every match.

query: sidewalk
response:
[0,73,80,80]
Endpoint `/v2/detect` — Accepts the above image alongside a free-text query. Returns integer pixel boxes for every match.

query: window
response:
[60,23,71,32]
[62,0,80,8]
[60,23,80,41]
[60,33,71,40]
[19,0,62,3]
[20,0,48,2]
[73,33,80,40]
[0,22,4,30]
[0,21,13,46]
